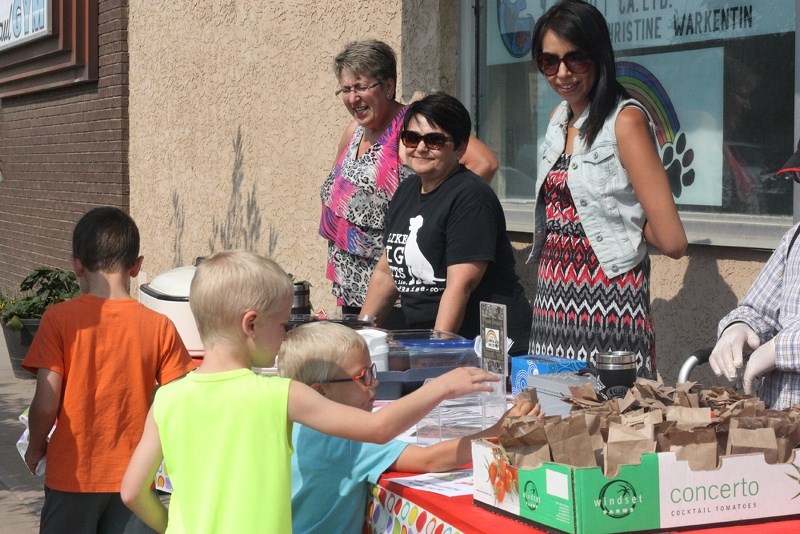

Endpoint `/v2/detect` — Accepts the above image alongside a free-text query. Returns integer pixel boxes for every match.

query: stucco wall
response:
[129,2,396,289]
[128,0,459,292]
[128,1,770,385]
[648,245,769,384]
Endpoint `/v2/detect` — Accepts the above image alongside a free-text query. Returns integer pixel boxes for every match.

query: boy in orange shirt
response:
[23,206,194,534]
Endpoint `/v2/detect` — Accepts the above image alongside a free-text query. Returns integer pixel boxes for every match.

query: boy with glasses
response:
[278,321,541,533]
[121,250,499,533]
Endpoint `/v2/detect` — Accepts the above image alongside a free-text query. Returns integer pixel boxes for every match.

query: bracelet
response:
[359,314,377,325]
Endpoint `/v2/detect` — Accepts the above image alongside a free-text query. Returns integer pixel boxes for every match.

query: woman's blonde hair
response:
[333,39,397,98]
[278,322,367,385]
[190,250,292,347]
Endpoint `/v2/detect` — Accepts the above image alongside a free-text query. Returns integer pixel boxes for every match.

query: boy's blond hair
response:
[190,250,292,347]
[278,322,367,385]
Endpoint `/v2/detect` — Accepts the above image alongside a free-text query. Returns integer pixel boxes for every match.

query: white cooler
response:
[139,266,203,494]
[138,266,203,362]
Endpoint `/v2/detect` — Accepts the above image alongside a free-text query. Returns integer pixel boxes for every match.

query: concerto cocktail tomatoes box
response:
[472,439,800,533]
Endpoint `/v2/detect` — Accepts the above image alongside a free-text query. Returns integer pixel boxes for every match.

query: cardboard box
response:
[511,355,587,395]
[472,438,800,533]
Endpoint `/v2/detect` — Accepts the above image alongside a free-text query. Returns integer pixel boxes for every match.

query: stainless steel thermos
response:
[292,281,311,315]
[584,351,638,400]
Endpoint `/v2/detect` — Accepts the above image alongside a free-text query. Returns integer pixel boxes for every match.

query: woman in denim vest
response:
[527,0,687,378]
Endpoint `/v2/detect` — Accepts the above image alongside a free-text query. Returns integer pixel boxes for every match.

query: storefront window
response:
[476,1,796,247]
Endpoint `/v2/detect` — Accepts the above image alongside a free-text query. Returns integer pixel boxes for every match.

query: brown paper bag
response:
[766,415,800,462]
[668,427,718,471]
[727,427,779,464]
[655,420,677,452]
[672,390,700,408]
[622,408,663,428]
[515,387,539,407]
[665,406,713,430]
[500,416,546,441]
[544,414,597,468]
[605,422,655,477]
[582,410,607,450]
[507,438,552,470]
[499,417,551,469]
[614,392,638,414]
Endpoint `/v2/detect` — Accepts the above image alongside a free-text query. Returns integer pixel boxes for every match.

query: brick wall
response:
[0,0,128,295]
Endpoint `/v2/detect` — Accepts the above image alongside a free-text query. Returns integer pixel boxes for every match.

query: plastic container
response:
[416,391,507,444]
[376,330,480,400]
[357,328,389,372]
[386,329,478,371]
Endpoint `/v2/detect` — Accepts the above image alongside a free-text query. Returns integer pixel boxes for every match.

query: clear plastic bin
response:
[415,391,507,444]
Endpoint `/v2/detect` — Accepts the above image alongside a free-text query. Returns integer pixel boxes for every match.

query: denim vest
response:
[527,98,648,277]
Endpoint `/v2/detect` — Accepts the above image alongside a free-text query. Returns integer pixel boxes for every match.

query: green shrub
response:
[0,268,80,330]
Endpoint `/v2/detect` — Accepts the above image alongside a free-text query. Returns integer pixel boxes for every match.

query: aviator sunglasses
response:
[400,130,454,150]
[319,362,378,387]
[536,50,592,76]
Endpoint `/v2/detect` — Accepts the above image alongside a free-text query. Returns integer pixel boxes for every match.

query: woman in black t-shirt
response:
[360,92,532,354]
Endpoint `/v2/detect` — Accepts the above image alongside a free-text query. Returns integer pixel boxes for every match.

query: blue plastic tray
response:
[394,339,475,350]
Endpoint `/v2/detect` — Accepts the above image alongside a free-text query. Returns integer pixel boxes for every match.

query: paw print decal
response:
[661,132,695,198]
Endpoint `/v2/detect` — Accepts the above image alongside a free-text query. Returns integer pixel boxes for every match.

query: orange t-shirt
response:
[22,294,194,492]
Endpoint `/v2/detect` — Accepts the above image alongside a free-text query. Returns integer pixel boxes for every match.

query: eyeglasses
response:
[319,363,378,386]
[335,81,382,97]
[536,50,592,76]
[400,130,455,150]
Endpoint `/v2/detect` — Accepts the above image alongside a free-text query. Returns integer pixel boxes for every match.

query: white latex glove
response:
[709,323,760,381]
[742,338,777,396]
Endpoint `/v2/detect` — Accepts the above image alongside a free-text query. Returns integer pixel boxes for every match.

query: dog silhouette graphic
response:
[404,216,445,285]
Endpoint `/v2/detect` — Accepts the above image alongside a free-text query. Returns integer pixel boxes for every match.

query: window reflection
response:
[479,5,795,219]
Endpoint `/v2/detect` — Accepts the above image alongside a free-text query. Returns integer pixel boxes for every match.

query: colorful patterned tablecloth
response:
[367,483,462,534]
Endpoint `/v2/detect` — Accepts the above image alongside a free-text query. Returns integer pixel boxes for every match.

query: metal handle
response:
[677,347,712,384]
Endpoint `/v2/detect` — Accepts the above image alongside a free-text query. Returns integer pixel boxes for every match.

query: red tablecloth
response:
[375,472,800,534]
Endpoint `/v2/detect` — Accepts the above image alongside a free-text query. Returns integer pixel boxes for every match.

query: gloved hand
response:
[709,323,760,381]
[742,338,777,396]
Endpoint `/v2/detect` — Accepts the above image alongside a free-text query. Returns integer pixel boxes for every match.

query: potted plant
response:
[1,267,80,379]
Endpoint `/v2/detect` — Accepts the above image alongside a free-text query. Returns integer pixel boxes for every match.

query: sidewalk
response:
[0,340,42,533]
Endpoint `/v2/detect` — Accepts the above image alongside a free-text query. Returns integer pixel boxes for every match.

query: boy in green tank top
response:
[120,249,499,533]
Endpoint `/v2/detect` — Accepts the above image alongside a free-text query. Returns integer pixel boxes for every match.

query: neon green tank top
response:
[154,369,293,533]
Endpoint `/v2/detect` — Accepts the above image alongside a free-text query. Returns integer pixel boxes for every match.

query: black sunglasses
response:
[319,363,378,387]
[400,130,454,150]
[536,50,592,76]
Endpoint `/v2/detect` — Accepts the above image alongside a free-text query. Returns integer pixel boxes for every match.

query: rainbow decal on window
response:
[616,61,679,149]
